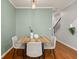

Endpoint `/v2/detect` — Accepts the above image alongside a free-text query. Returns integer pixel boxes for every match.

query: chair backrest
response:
[44,36,57,49]
[12,36,18,47]
[27,42,42,57]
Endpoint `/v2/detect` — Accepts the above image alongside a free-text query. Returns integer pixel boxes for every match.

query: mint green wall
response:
[16,9,52,37]
[1,0,16,55]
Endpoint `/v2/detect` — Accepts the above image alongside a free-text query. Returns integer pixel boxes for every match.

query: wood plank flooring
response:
[2,41,77,59]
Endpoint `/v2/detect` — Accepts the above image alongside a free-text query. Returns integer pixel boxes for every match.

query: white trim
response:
[61,0,76,10]
[1,46,13,58]
[57,39,77,51]
[8,0,16,8]
[15,7,53,9]
[8,0,76,10]
[8,0,53,9]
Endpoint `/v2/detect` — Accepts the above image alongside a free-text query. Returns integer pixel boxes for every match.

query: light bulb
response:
[32,3,35,9]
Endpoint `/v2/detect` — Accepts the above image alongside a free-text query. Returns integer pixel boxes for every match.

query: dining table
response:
[18,36,50,58]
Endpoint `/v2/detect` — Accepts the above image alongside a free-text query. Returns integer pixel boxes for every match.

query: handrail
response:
[53,18,61,34]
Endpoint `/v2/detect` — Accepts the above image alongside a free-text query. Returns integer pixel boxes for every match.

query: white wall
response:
[55,1,77,50]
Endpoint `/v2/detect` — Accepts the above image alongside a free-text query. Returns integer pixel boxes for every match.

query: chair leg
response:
[26,56,29,59]
[53,49,56,59]
[50,49,53,59]
[26,53,28,59]
[28,56,31,59]
[38,57,40,59]
[27,56,31,59]
[12,48,15,59]
[50,49,51,54]
[42,52,45,59]
[32,57,35,59]
[22,49,25,59]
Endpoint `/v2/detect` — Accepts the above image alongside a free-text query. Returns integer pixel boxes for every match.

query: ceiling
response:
[9,0,76,10]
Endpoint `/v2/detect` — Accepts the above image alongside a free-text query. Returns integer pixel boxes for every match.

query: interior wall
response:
[1,0,77,55]
[55,1,77,49]
[1,0,16,55]
[16,9,52,37]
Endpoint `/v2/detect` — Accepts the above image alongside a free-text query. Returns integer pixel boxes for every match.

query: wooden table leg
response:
[24,43,27,59]
[42,43,45,59]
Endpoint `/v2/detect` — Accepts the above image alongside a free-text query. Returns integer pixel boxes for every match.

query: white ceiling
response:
[9,0,76,9]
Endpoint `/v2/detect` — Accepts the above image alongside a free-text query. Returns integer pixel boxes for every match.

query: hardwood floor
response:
[2,42,77,59]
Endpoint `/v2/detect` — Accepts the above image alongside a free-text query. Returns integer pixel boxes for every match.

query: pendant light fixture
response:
[32,0,36,9]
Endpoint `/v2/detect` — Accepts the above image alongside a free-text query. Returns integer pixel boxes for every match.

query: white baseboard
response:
[57,40,77,51]
[1,46,13,58]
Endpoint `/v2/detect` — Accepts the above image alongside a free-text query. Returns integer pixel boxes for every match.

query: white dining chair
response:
[26,42,43,59]
[44,36,56,59]
[12,36,25,59]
